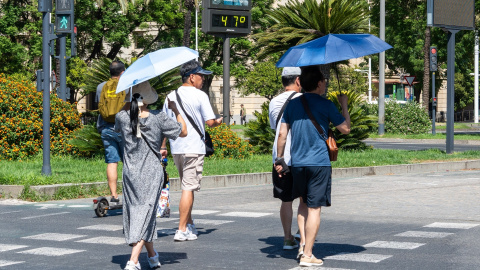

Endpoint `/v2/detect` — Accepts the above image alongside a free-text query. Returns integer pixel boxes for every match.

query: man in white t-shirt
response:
[162,60,223,242]
[269,67,308,255]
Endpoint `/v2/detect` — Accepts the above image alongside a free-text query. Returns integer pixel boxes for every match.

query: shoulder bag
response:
[299,95,338,161]
[275,92,298,129]
[175,90,214,157]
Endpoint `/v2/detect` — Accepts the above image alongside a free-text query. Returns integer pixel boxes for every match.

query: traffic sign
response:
[404,75,416,86]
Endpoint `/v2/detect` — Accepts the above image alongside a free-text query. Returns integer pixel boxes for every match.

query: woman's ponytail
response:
[130,93,141,136]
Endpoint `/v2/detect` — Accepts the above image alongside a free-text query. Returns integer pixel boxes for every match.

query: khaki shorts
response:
[173,154,205,191]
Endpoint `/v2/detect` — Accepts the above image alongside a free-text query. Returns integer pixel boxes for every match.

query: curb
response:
[2,159,480,199]
[363,138,480,145]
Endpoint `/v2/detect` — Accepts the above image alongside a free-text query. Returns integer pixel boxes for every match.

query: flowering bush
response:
[206,123,254,159]
[0,73,82,160]
[364,101,430,134]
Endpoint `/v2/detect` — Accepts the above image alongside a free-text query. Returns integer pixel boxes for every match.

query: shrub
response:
[244,102,275,154]
[69,124,104,157]
[206,123,254,159]
[327,90,377,150]
[0,73,81,160]
[364,101,430,134]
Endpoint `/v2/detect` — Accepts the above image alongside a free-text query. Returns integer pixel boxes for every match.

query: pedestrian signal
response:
[55,0,74,33]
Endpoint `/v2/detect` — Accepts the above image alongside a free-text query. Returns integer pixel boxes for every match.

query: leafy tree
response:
[66,57,88,102]
[370,0,480,112]
[329,65,369,95]
[235,59,283,100]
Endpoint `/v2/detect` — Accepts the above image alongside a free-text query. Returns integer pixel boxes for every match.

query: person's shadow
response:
[112,252,188,269]
[258,236,366,260]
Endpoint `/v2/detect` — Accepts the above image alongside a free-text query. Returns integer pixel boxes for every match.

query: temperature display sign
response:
[212,14,248,28]
[203,9,251,35]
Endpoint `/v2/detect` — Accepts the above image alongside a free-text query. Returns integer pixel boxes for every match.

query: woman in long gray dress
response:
[115,81,187,270]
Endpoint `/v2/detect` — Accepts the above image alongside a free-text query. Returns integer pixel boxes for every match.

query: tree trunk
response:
[422,27,431,112]
[106,43,122,60]
[183,0,194,47]
[88,39,103,61]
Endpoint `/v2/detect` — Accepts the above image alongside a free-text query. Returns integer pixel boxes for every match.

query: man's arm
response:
[336,94,351,134]
[274,122,289,177]
[206,117,223,128]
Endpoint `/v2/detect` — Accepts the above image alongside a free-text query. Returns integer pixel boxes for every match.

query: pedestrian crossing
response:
[1,206,479,269]
[286,221,479,270]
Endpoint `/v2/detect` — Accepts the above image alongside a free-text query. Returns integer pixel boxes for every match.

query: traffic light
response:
[38,0,52,12]
[432,97,437,107]
[55,0,74,34]
[71,25,77,57]
[430,46,438,72]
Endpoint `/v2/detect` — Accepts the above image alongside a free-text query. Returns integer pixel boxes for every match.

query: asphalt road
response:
[365,140,480,152]
[1,169,479,270]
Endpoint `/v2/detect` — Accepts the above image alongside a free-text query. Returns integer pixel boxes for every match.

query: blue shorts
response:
[101,128,124,163]
[291,166,332,208]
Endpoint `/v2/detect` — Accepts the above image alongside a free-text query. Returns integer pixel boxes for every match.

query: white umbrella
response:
[115,46,199,93]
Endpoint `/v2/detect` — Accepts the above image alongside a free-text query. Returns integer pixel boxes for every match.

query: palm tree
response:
[254,0,370,81]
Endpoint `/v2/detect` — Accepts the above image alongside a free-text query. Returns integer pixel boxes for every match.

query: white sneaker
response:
[174,229,197,241]
[147,250,161,269]
[124,261,141,270]
[187,223,198,235]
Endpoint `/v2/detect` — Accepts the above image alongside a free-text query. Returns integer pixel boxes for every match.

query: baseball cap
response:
[281,67,301,77]
[181,60,213,77]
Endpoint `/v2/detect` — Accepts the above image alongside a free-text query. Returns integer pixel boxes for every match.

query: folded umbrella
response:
[276,34,392,67]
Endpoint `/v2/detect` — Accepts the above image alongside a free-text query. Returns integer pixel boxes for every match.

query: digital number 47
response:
[222,15,246,27]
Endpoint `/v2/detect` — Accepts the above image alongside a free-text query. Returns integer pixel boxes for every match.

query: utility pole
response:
[378,0,385,135]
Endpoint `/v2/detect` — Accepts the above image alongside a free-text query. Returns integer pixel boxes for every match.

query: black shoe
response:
[110,197,120,203]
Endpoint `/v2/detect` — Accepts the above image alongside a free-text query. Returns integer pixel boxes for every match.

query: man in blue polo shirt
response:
[275,65,351,267]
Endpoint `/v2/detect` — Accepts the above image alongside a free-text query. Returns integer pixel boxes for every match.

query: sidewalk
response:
[2,159,479,199]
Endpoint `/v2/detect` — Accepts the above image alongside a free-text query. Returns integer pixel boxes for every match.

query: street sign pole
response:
[223,36,230,126]
[378,0,385,135]
[446,30,459,154]
[432,71,436,135]
[41,11,52,176]
[58,34,67,101]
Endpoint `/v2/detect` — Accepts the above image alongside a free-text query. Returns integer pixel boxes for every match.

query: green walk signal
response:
[55,0,74,33]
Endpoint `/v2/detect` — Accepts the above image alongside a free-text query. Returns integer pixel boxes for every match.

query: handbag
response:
[300,95,338,161]
[175,90,214,157]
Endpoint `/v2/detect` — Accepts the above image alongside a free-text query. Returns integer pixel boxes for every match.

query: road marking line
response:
[424,222,480,229]
[157,228,177,235]
[18,247,85,256]
[188,219,234,225]
[77,224,123,231]
[395,231,454,238]
[76,236,125,245]
[0,244,29,252]
[289,267,354,270]
[21,212,70,220]
[363,241,425,249]
[324,253,392,263]
[171,210,220,215]
[67,204,91,208]
[0,260,25,267]
[217,212,272,218]
[0,210,21,214]
[157,218,180,223]
[22,233,86,241]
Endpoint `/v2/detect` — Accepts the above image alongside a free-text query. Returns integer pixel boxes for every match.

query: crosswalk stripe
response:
[395,231,454,238]
[67,204,91,208]
[363,241,425,249]
[217,212,272,218]
[0,244,29,252]
[21,212,70,220]
[77,224,123,231]
[17,247,85,256]
[189,219,234,225]
[289,267,354,270]
[171,210,220,215]
[324,253,392,263]
[22,233,86,242]
[0,260,25,267]
[76,236,125,245]
[424,222,480,229]
[0,210,21,215]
